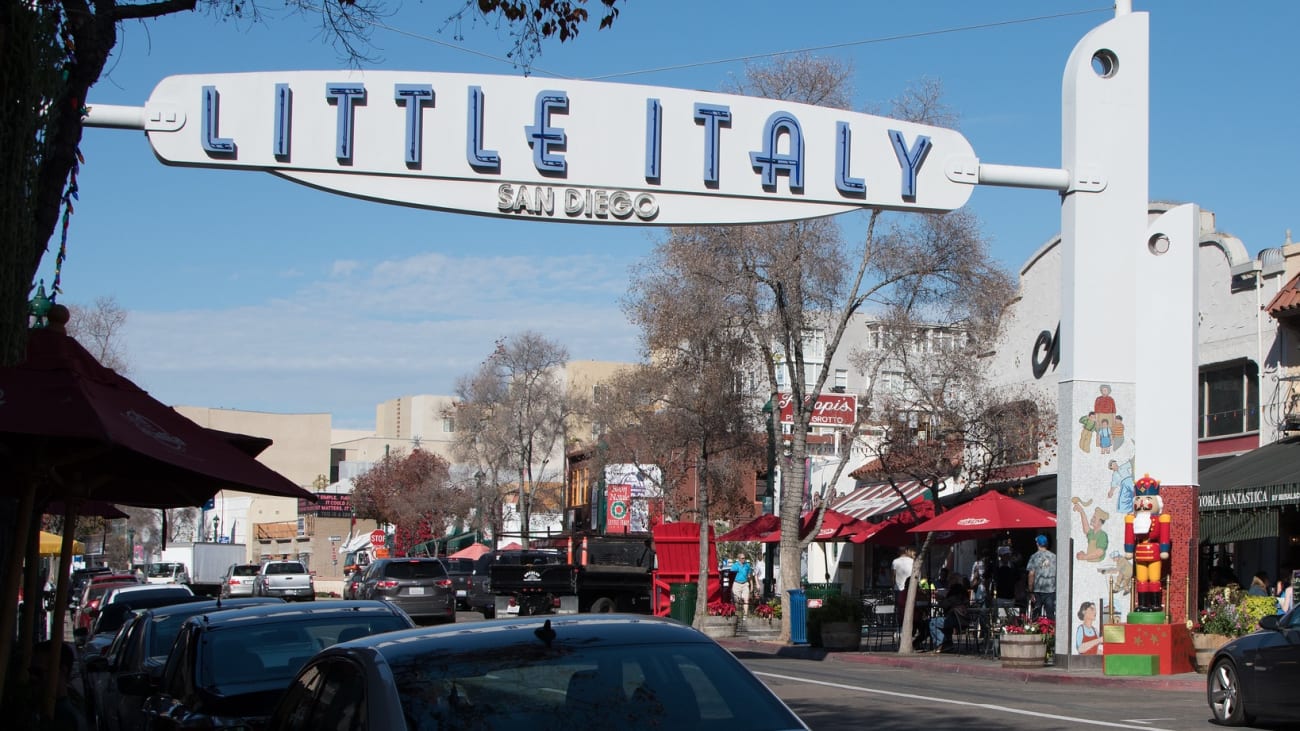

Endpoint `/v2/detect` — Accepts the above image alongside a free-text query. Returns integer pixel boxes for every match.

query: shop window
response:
[1200,361,1259,438]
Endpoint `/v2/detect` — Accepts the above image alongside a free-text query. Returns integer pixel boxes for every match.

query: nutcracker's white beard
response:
[1133,512,1152,534]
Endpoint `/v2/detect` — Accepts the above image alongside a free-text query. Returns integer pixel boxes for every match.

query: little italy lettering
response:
[136,71,976,225]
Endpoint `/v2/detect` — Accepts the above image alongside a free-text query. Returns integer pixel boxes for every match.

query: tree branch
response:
[111,0,197,22]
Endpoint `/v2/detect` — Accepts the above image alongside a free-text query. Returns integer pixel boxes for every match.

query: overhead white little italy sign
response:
[122,71,976,225]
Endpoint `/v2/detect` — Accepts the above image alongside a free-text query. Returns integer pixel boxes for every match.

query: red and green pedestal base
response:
[1102,612,1194,676]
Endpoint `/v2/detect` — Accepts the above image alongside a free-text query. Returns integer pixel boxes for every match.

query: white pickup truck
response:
[254,560,316,601]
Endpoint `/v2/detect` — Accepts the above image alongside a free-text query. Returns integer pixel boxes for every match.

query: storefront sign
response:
[1199,484,1300,510]
[777,392,858,427]
[135,71,975,225]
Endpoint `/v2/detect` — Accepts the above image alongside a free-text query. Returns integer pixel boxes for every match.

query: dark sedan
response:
[82,597,284,731]
[135,600,415,730]
[1207,607,1300,725]
[359,558,456,624]
[266,614,809,731]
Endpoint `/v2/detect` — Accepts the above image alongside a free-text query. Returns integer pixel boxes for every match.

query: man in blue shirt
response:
[730,554,753,617]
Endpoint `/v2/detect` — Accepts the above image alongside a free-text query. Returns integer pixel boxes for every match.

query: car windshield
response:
[231,566,260,577]
[147,563,182,578]
[387,641,803,730]
[383,562,446,580]
[198,615,410,692]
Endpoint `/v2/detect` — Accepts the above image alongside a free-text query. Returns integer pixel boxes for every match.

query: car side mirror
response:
[1259,614,1280,631]
[116,672,156,696]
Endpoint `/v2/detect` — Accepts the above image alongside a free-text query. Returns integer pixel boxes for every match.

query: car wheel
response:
[590,597,617,614]
[1208,658,1253,726]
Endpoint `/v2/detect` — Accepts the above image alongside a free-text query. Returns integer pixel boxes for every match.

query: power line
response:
[586,7,1113,81]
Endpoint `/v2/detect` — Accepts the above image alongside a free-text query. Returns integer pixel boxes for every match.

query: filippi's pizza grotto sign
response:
[105,71,976,226]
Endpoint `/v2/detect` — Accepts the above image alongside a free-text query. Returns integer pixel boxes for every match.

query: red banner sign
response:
[607,484,632,532]
[777,392,858,427]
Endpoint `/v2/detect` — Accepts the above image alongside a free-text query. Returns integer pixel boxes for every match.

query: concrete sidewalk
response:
[716,637,1205,692]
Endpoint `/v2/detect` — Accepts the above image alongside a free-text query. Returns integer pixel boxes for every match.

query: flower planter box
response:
[820,621,862,651]
[1000,633,1047,668]
[700,615,737,639]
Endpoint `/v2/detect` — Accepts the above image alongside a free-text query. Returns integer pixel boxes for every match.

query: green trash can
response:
[670,582,698,625]
[804,583,842,603]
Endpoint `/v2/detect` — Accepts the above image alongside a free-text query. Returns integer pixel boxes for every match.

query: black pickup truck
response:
[487,535,655,617]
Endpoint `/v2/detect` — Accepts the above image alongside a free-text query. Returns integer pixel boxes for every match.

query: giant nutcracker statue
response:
[1124,474,1171,614]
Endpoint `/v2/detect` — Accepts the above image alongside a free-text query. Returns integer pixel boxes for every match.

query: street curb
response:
[718,638,1205,692]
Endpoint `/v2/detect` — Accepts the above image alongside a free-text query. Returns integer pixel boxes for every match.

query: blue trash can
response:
[787,588,808,645]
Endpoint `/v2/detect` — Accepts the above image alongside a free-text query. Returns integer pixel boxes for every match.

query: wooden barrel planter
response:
[1000,633,1047,668]
[1192,634,1232,673]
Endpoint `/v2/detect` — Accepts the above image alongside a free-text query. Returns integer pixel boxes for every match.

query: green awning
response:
[1199,510,1279,545]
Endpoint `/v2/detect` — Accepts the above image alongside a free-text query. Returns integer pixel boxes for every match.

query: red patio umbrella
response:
[908,491,1056,535]
[448,542,492,560]
[717,513,779,542]
[849,501,937,546]
[751,508,873,543]
[499,542,523,551]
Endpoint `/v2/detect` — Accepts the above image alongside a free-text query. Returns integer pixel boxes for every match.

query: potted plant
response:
[1191,586,1279,672]
[808,594,863,650]
[1000,614,1055,668]
[754,597,782,624]
[701,600,738,639]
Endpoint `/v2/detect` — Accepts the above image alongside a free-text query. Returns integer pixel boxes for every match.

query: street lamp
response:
[126,527,136,569]
[212,516,221,543]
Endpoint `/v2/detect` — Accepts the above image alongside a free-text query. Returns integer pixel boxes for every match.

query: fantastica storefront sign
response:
[1199,484,1300,511]
[133,71,975,225]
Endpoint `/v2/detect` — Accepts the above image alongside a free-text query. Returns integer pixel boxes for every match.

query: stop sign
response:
[369,529,386,547]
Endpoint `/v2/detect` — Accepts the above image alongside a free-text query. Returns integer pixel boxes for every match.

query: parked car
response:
[358,558,456,624]
[342,570,366,600]
[220,563,262,598]
[69,567,114,611]
[134,600,415,731]
[75,579,140,634]
[101,583,194,609]
[75,590,200,655]
[265,614,810,730]
[82,597,285,731]
[443,557,475,610]
[1207,606,1300,725]
[255,560,316,601]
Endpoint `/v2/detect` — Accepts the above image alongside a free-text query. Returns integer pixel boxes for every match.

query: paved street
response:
[720,639,1300,731]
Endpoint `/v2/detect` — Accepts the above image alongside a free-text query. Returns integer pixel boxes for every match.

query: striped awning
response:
[831,480,930,522]
[1200,510,1279,545]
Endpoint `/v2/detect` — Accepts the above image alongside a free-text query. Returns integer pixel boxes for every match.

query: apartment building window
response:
[834,369,848,392]
[442,417,455,433]
[1200,361,1259,438]
[879,370,905,395]
[802,329,825,363]
[776,365,789,389]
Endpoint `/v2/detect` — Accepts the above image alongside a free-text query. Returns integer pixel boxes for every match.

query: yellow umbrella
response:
[38,531,84,557]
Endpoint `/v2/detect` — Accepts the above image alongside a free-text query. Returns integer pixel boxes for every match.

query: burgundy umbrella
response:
[0,324,313,506]
[0,311,314,707]
[849,501,937,546]
[908,491,1057,535]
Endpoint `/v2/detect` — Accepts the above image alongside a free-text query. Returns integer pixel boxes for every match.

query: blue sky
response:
[38,1,1299,429]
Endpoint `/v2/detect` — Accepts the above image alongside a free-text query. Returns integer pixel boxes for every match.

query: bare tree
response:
[66,295,128,372]
[848,298,1055,652]
[667,56,1014,643]
[454,333,572,547]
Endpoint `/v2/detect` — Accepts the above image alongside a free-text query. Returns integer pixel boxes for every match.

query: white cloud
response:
[122,250,642,429]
